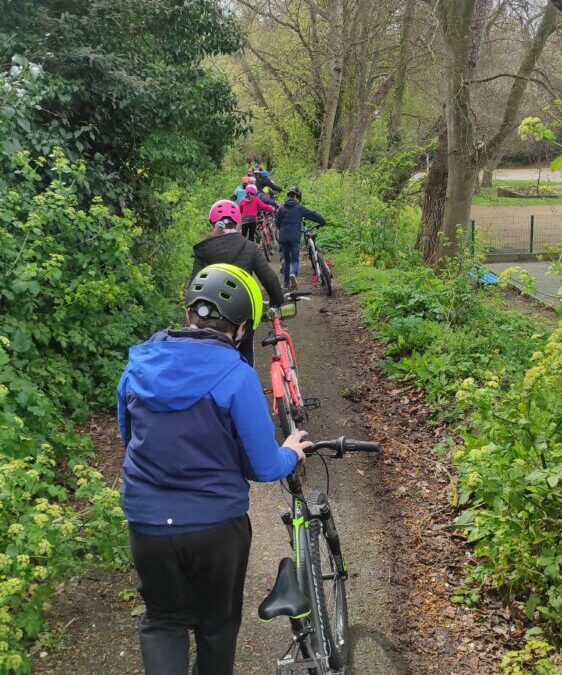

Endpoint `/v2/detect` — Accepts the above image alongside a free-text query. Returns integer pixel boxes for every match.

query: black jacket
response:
[256,175,282,193]
[190,233,284,306]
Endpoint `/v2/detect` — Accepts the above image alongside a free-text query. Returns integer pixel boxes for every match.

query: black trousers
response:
[242,218,257,241]
[129,516,252,675]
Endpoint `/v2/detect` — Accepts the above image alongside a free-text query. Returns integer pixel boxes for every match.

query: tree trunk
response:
[316,0,344,171]
[481,166,494,188]
[333,75,394,170]
[388,0,416,146]
[441,60,478,258]
[416,113,448,264]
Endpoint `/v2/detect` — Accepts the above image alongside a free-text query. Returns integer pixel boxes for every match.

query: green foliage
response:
[454,323,562,634]
[0,149,177,671]
[329,156,560,642]
[0,0,246,223]
[500,639,561,674]
[0,150,165,414]
[271,158,422,267]
[519,102,562,174]
[0,340,127,673]
[334,251,547,411]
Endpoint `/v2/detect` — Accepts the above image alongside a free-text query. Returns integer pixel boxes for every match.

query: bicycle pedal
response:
[303,397,321,411]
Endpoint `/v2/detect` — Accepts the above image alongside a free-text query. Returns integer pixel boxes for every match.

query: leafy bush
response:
[381,316,442,357]
[0,340,127,674]
[334,251,548,411]
[0,150,166,414]
[331,185,560,646]
[270,160,422,267]
[454,322,562,634]
[1,0,245,223]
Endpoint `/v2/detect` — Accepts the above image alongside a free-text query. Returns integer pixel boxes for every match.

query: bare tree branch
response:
[468,71,553,93]
[238,56,290,144]
[483,2,559,160]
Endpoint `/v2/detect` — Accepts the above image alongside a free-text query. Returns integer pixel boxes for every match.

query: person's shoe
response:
[281,284,290,291]
[289,274,298,291]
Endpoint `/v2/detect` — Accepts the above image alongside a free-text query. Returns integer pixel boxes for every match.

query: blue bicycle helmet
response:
[260,169,269,177]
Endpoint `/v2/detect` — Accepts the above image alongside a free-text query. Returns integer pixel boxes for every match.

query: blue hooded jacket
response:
[117,329,297,535]
[276,199,326,243]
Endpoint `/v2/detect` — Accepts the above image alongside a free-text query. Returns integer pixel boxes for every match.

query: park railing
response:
[471,213,562,260]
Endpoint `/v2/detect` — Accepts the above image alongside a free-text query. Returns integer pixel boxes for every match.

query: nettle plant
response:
[454,321,562,634]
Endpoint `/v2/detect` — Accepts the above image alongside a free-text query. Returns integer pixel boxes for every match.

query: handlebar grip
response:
[343,439,381,452]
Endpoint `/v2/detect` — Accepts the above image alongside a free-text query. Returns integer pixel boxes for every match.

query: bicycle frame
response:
[264,438,380,674]
[277,471,332,673]
[258,211,272,248]
[268,310,303,416]
[304,230,321,278]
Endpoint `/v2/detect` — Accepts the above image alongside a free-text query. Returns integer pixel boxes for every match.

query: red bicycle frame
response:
[267,311,303,417]
[258,211,272,249]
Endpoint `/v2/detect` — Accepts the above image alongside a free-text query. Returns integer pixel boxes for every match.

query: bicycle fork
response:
[308,490,348,579]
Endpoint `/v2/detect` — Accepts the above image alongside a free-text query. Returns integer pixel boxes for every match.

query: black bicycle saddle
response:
[258,557,310,621]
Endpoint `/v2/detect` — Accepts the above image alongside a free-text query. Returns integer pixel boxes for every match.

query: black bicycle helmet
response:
[185,264,263,330]
[287,185,302,200]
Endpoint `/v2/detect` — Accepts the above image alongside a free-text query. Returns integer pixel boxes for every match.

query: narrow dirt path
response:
[33,257,509,674]
[236,269,411,675]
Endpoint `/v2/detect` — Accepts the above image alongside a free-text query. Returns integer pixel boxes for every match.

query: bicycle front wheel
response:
[275,394,297,438]
[318,253,333,297]
[308,518,349,671]
[262,238,271,261]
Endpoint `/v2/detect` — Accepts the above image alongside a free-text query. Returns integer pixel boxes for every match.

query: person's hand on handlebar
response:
[283,430,313,464]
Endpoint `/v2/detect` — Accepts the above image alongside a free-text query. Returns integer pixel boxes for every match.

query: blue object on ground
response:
[468,265,499,285]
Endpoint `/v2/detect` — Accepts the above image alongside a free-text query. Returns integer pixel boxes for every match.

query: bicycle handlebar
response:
[306,436,381,458]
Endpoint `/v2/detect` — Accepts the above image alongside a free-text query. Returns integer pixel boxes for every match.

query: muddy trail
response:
[33,258,507,674]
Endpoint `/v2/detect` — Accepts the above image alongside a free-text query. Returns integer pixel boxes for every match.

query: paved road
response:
[487,261,561,309]
[492,167,562,182]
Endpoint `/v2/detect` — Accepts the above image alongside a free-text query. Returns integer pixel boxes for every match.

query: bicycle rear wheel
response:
[317,253,332,297]
[308,518,349,671]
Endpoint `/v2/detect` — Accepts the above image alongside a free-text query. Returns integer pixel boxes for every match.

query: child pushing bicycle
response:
[117,263,312,675]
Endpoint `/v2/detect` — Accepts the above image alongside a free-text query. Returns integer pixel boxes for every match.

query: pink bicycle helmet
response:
[245,184,258,195]
[208,200,241,225]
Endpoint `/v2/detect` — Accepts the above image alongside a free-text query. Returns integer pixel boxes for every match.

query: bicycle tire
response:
[318,253,333,297]
[308,518,349,671]
[307,240,316,269]
[275,394,297,438]
[262,237,271,262]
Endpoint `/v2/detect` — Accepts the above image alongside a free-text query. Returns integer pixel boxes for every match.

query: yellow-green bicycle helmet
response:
[185,264,263,331]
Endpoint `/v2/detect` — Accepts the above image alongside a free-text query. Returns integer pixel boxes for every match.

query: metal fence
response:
[471,214,562,258]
